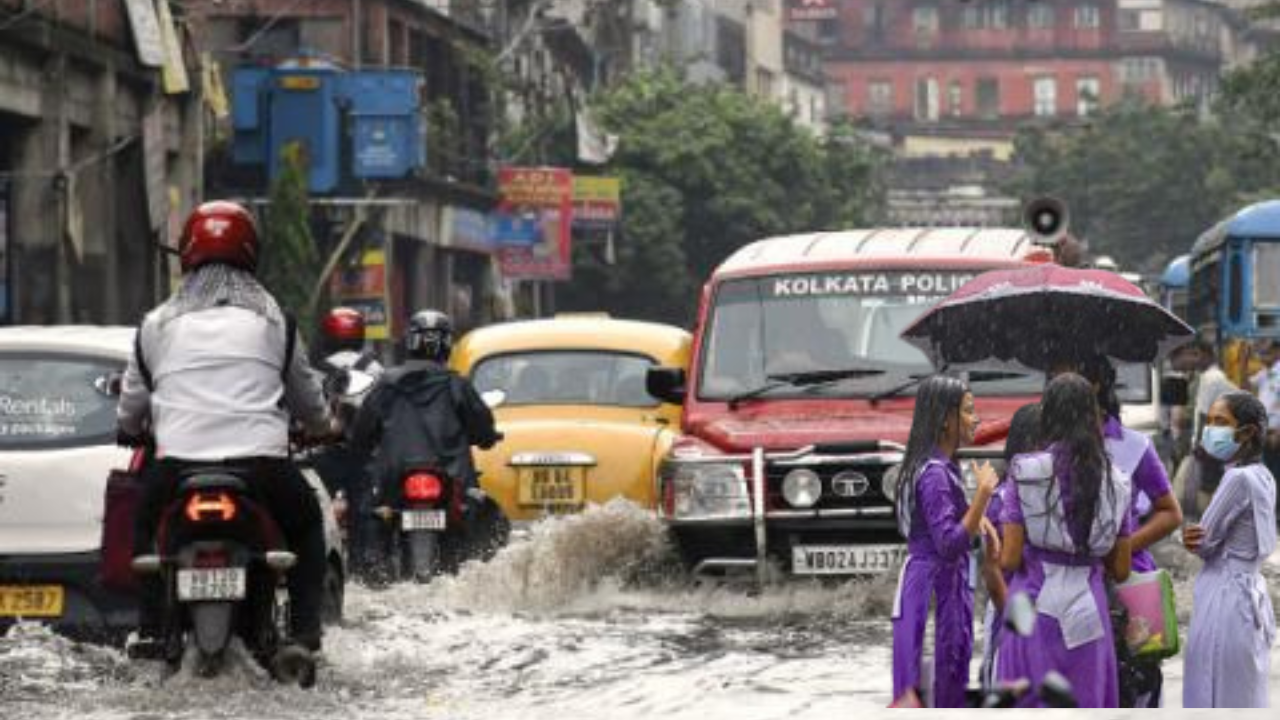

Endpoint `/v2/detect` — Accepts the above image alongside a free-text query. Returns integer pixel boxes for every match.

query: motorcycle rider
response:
[347,310,501,577]
[117,200,338,655]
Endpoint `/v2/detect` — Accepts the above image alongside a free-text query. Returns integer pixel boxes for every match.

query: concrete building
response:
[187,0,512,334]
[0,0,200,324]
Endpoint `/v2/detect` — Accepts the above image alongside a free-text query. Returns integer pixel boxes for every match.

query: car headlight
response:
[881,465,900,503]
[661,461,751,521]
[782,468,822,508]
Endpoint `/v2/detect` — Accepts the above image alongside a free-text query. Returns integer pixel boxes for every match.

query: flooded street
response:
[2,501,1278,719]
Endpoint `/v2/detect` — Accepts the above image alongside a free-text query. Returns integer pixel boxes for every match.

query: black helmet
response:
[406,309,453,362]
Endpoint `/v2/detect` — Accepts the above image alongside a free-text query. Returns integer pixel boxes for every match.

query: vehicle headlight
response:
[782,468,822,508]
[881,465,901,503]
[660,461,751,521]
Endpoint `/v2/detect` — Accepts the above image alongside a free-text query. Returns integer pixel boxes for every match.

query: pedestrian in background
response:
[1183,391,1276,709]
[997,373,1133,708]
[891,375,1000,707]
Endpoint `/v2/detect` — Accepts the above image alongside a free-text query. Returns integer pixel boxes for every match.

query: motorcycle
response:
[366,465,460,583]
[131,467,316,687]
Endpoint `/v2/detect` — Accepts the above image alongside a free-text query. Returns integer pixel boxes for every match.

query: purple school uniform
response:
[1183,463,1277,708]
[891,450,974,708]
[1103,416,1173,573]
[996,449,1134,708]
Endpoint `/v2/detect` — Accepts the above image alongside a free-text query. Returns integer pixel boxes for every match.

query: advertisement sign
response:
[444,206,493,253]
[330,248,390,340]
[788,0,838,21]
[495,167,573,281]
[572,176,621,231]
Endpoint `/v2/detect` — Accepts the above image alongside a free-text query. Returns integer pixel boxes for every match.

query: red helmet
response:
[321,307,366,343]
[179,201,260,273]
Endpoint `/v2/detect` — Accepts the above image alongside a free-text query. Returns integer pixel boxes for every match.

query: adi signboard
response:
[495,167,573,281]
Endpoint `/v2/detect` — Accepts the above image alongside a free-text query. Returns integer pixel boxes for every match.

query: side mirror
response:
[481,389,507,409]
[1004,591,1037,638]
[95,371,124,397]
[1160,375,1189,407]
[645,366,687,405]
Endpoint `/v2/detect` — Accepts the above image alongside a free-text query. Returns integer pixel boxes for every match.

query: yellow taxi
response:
[450,314,691,522]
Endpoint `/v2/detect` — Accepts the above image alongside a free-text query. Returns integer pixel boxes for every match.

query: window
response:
[1076,76,1100,117]
[867,2,886,41]
[1034,76,1057,116]
[962,1,1010,29]
[1028,3,1055,29]
[868,79,893,116]
[913,4,939,36]
[990,0,1010,29]
[0,354,123,450]
[976,77,1000,119]
[962,5,981,28]
[948,80,963,117]
[1075,3,1100,29]
[915,77,940,122]
[472,351,661,408]
[756,68,776,98]
[1118,9,1140,31]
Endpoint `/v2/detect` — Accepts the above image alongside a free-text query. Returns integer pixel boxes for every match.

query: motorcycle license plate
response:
[0,585,64,617]
[517,466,585,507]
[401,509,446,531]
[791,545,906,575]
[176,568,246,601]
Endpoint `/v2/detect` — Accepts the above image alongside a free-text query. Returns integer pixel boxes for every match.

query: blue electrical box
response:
[230,61,425,194]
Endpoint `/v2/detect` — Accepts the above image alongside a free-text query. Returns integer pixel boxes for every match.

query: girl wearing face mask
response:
[1183,391,1277,708]
[891,376,1000,707]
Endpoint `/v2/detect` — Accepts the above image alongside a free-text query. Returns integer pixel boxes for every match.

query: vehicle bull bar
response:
[673,441,1005,585]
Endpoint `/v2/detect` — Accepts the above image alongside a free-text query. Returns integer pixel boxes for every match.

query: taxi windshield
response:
[698,271,1044,400]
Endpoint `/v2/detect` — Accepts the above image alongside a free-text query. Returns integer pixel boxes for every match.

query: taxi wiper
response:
[727,368,884,410]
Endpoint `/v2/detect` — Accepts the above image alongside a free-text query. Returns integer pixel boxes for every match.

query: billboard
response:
[330,248,390,340]
[572,176,621,231]
[788,0,838,21]
[495,167,574,281]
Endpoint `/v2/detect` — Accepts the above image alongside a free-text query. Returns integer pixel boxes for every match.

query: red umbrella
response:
[900,264,1193,371]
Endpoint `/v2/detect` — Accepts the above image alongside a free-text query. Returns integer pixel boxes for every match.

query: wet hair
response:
[1039,373,1115,553]
[896,375,970,536]
[1217,390,1268,465]
[1003,403,1043,471]
[1079,355,1121,421]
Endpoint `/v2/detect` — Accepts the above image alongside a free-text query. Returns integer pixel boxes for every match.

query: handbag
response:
[1115,569,1180,660]
[97,452,146,594]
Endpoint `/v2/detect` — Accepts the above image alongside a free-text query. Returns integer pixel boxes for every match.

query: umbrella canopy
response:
[900,264,1194,371]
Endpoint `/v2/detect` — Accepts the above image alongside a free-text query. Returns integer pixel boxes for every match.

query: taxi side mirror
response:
[1160,375,1189,407]
[646,366,687,405]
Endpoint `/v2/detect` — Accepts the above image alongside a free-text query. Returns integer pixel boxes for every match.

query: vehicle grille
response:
[765,463,893,511]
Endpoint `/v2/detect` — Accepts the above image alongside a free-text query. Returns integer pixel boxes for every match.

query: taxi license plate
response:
[517,466,585,507]
[792,545,906,575]
[0,585,64,617]
[176,568,246,601]
[402,509,446,531]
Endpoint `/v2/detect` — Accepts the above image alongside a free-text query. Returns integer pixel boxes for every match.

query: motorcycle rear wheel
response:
[402,532,441,583]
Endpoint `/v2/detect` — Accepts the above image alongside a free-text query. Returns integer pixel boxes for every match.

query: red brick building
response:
[823,0,1125,132]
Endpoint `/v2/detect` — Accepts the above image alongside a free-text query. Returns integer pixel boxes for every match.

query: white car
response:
[0,326,346,642]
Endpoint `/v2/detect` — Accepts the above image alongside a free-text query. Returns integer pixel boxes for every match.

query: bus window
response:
[1256,244,1280,309]
[1229,251,1244,325]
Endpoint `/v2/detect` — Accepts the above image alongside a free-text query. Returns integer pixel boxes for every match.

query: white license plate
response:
[401,509,446,531]
[176,568,246,601]
[791,544,906,575]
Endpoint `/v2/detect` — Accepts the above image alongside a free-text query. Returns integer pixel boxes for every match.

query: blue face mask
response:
[1202,426,1242,462]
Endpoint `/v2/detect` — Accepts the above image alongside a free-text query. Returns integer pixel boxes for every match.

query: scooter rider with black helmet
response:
[347,310,501,575]
[118,200,339,658]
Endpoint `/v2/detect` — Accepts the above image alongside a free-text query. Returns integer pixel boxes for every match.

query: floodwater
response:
[2,500,1278,719]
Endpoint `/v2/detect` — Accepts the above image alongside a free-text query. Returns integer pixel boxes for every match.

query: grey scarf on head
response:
[157,263,285,327]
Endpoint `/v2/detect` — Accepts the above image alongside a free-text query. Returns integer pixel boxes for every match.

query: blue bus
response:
[1189,200,1280,385]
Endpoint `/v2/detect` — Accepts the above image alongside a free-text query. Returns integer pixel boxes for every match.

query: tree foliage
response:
[557,71,886,325]
[1006,100,1280,273]
[259,142,322,340]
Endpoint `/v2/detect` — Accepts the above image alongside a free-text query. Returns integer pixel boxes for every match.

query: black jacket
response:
[348,360,499,493]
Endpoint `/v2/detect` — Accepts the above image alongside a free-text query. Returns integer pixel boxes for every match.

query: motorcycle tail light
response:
[403,472,444,502]
[185,492,238,523]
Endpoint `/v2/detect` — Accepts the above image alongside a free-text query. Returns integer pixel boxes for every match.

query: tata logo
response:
[831,471,869,498]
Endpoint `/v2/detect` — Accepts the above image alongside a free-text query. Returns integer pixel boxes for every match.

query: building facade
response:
[0,0,199,324]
